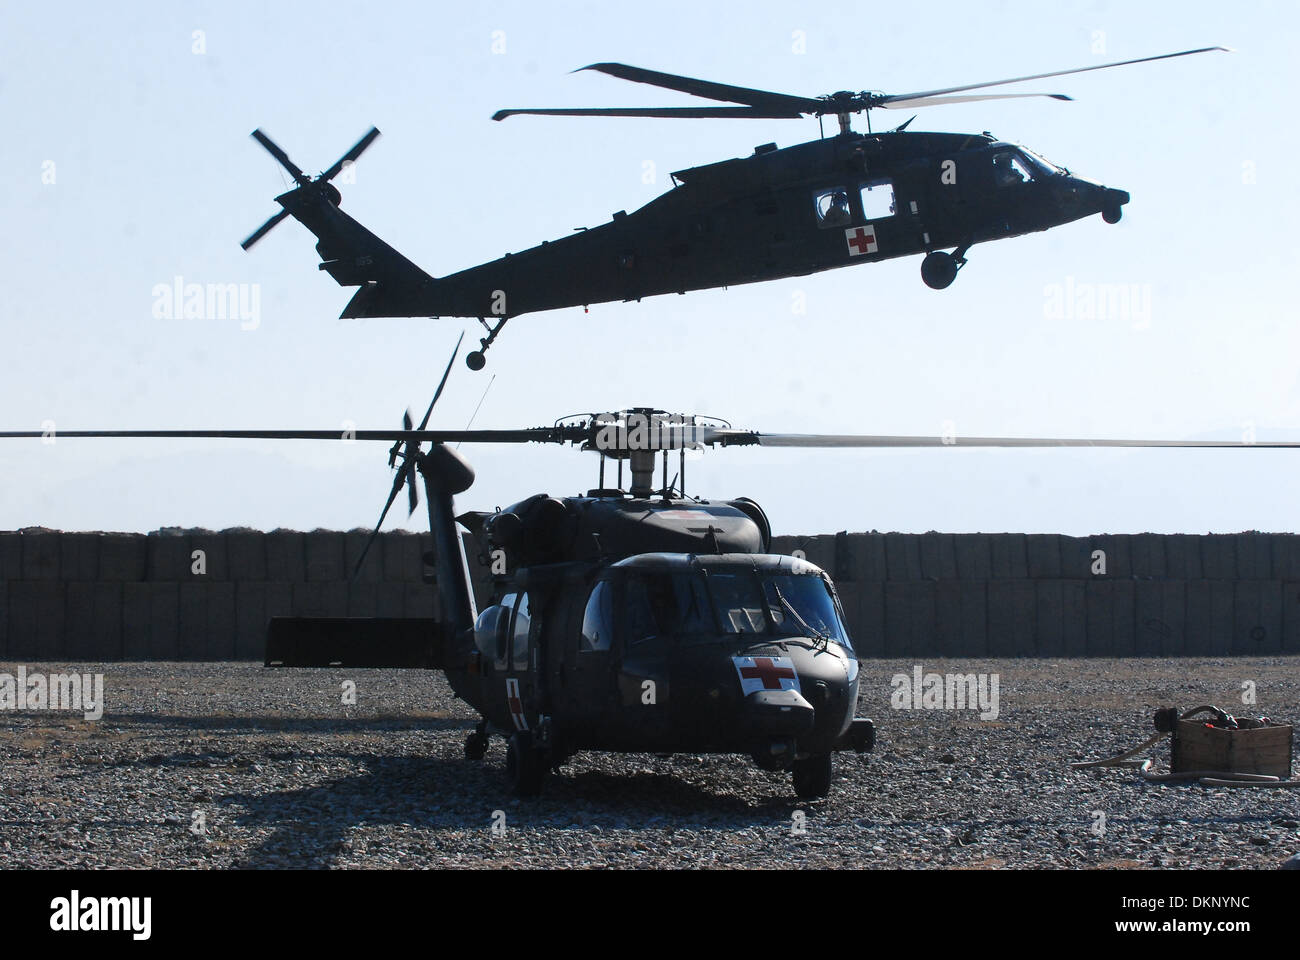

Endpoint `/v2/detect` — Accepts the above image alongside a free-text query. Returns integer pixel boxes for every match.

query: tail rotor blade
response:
[406,462,420,516]
[250,129,310,185]
[240,208,291,250]
[321,127,381,183]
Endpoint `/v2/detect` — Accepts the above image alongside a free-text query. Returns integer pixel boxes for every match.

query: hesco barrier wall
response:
[2,528,1298,660]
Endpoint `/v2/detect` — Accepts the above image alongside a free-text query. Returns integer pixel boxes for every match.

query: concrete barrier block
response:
[1272,536,1300,580]
[147,530,191,581]
[64,582,122,660]
[1026,535,1061,579]
[989,535,1029,580]
[1233,580,1282,655]
[7,581,65,659]
[382,532,423,583]
[60,534,100,582]
[186,530,229,580]
[884,533,922,581]
[919,533,957,581]
[99,533,147,582]
[346,583,378,619]
[1062,581,1088,657]
[179,582,236,660]
[266,530,306,582]
[1163,535,1202,580]
[883,581,936,658]
[1234,533,1271,580]
[0,582,8,656]
[291,582,348,620]
[404,583,437,619]
[1283,583,1300,654]
[1034,581,1064,656]
[0,531,21,581]
[305,530,346,582]
[265,582,293,621]
[234,582,270,661]
[987,581,1035,656]
[21,529,60,581]
[1086,581,1136,657]
[1088,535,1131,579]
[377,582,405,618]
[953,535,992,579]
[1135,580,1172,656]
[1184,580,1234,656]
[840,533,887,582]
[224,529,267,582]
[1200,534,1236,580]
[934,581,963,657]
[1059,536,1093,579]
[1129,533,1166,580]
[832,580,872,656]
[123,582,178,660]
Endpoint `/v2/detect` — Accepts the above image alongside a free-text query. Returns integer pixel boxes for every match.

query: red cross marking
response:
[739,657,797,690]
[845,225,876,256]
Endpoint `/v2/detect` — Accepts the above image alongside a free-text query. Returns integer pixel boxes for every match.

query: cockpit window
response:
[813,188,851,227]
[992,151,1034,186]
[706,571,768,634]
[1021,148,1067,176]
[580,581,613,652]
[762,574,852,652]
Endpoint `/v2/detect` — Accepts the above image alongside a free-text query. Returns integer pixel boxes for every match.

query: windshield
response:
[622,568,852,651]
[1020,147,1068,176]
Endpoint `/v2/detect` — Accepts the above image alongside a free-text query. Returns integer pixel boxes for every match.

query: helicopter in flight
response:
[240,47,1226,369]
[6,338,1295,798]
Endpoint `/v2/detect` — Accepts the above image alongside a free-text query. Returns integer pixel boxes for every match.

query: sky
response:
[1,0,1297,538]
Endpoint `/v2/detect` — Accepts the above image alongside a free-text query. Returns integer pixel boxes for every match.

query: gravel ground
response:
[1,657,1297,869]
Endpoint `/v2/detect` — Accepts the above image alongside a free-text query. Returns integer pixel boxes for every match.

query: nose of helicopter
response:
[1053,176,1129,225]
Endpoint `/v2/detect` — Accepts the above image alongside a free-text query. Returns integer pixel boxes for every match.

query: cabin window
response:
[859,179,896,219]
[813,188,851,227]
[494,593,517,669]
[992,151,1034,187]
[579,581,613,652]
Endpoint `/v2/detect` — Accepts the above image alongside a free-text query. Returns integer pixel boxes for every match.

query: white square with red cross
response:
[732,656,801,696]
[845,225,878,256]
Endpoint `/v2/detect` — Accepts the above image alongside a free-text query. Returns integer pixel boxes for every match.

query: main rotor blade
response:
[725,433,1299,449]
[878,46,1230,105]
[0,428,570,443]
[417,331,464,431]
[578,62,823,113]
[879,92,1073,109]
[493,106,804,121]
[250,129,309,185]
[320,126,381,183]
[240,208,292,250]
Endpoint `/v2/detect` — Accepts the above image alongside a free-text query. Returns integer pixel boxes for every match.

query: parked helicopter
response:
[5,340,1296,798]
[240,47,1226,369]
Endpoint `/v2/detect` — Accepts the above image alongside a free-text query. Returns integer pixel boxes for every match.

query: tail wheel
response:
[792,753,833,799]
[506,731,547,797]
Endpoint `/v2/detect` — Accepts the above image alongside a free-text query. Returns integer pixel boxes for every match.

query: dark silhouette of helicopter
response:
[240,47,1226,369]
[7,337,1296,798]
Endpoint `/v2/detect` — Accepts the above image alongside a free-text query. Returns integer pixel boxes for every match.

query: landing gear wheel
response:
[506,730,547,797]
[921,251,959,290]
[1102,204,1123,224]
[465,731,488,761]
[465,351,486,371]
[792,753,833,799]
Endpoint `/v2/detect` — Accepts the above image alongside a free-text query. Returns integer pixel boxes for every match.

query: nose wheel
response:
[467,316,509,370]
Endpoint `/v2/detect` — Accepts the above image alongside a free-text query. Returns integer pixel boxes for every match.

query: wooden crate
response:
[1171,720,1293,778]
